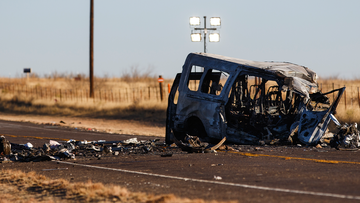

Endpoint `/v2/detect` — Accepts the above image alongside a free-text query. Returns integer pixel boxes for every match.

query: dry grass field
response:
[317,78,360,124]
[0,76,170,127]
[0,169,236,203]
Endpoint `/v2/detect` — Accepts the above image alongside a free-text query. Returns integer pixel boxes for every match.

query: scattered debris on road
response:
[0,136,177,162]
[214,176,222,180]
[1,122,359,163]
[173,135,226,153]
[0,134,228,163]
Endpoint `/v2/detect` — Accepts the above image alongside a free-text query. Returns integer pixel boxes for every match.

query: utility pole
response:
[89,0,94,98]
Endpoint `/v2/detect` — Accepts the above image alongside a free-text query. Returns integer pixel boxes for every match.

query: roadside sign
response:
[158,78,164,83]
[23,68,31,73]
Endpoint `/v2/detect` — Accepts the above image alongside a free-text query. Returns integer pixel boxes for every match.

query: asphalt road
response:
[1,120,360,203]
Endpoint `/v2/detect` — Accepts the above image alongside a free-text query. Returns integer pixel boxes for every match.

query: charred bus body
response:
[166,53,344,145]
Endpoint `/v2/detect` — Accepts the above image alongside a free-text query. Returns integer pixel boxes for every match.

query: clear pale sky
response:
[1,0,359,79]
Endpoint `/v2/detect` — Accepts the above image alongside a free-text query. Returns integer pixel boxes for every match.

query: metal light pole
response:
[89,0,94,98]
[190,16,221,53]
[203,16,207,53]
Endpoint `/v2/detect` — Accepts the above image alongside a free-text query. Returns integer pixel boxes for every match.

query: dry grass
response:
[317,78,360,124]
[0,75,172,90]
[0,93,168,127]
[334,106,360,124]
[318,78,360,87]
[0,169,235,203]
[0,76,171,126]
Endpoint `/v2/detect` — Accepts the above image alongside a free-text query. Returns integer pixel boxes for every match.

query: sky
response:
[1,0,359,79]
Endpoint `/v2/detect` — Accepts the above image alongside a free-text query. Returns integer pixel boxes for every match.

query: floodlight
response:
[209,33,220,42]
[191,33,202,42]
[210,17,221,26]
[189,16,200,26]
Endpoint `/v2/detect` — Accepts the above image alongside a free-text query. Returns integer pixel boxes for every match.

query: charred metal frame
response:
[166,53,345,145]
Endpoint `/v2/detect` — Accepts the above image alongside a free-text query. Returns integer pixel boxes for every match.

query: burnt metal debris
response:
[0,124,359,163]
[173,135,226,153]
[166,53,346,146]
[0,134,229,162]
[331,123,360,150]
[1,127,356,163]
[0,137,177,162]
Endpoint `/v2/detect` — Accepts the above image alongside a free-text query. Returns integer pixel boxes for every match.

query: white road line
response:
[58,161,360,200]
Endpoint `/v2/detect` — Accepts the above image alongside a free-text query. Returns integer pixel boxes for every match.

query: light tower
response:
[189,16,221,53]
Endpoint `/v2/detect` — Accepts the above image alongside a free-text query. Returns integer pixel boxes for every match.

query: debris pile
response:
[0,137,177,162]
[1,122,360,163]
[331,123,360,150]
[173,135,226,153]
